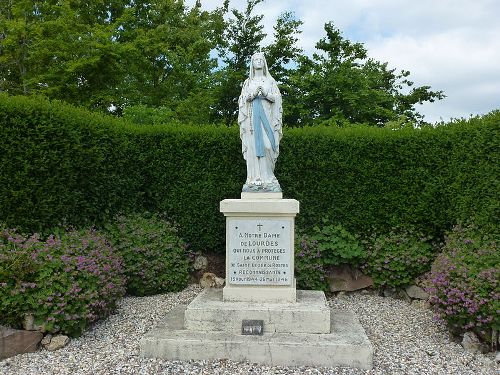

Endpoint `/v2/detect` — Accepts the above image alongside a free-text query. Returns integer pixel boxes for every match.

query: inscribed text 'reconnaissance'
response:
[228,219,292,285]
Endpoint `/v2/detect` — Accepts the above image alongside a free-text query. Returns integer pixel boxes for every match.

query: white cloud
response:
[367,26,500,121]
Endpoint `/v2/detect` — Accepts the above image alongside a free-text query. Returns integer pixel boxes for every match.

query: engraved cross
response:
[257,223,263,231]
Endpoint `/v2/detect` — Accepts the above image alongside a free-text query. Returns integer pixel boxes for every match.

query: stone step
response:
[185,289,330,334]
[140,305,373,369]
[222,282,297,303]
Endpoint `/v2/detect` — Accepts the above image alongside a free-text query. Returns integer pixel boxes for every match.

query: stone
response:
[223,283,297,303]
[326,265,373,292]
[214,276,225,288]
[0,326,42,360]
[220,198,299,214]
[383,288,411,303]
[203,252,226,279]
[140,306,373,369]
[40,334,52,348]
[22,314,35,331]
[227,218,292,286]
[199,273,224,288]
[495,351,500,362]
[238,52,283,193]
[462,331,481,353]
[22,314,45,332]
[200,272,217,288]
[405,285,429,300]
[193,255,208,271]
[184,288,330,334]
[241,192,283,199]
[45,335,69,351]
[411,299,430,309]
[220,198,299,304]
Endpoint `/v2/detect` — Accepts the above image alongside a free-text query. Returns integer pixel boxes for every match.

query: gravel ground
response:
[1,285,498,375]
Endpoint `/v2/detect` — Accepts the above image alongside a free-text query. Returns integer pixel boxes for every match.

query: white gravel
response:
[1,285,498,375]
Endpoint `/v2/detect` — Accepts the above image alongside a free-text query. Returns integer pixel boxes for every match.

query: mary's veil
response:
[249,52,275,82]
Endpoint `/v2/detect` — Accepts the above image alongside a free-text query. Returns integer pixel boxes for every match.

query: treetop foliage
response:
[0,0,444,126]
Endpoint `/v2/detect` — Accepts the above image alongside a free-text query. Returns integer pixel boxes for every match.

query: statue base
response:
[140,290,373,369]
[241,191,282,199]
[139,193,373,369]
[242,181,281,193]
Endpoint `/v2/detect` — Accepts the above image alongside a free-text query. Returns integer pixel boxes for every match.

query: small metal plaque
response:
[242,320,264,335]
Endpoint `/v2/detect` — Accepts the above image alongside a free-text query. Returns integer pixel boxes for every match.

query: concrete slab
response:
[241,192,283,199]
[222,284,297,304]
[140,306,373,369]
[220,199,299,215]
[185,289,330,334]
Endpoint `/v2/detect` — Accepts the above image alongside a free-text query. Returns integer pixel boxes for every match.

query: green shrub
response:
[0,94,144,233]
[294,223,364,291]
[0,94,497,252]
[104,213,189,296]
[0,226,126,337]
[309,222,365,267]
[426,224,499,340]
[280,114,498,240]
[363,227,435,288]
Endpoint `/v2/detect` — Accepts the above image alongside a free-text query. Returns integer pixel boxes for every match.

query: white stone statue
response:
[238,52,283,193]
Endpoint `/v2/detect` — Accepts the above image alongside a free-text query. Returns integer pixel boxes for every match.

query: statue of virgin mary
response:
[238,52,283,192]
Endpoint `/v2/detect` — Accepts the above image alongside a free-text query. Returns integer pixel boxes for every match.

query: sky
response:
[186,0,500,123]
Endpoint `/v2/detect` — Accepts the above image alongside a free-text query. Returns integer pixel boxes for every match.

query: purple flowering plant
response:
[362,226,436,288]
[0,226,126,337]
[104,213,189,296]
[294,234,328,291]
[425,223,499,341]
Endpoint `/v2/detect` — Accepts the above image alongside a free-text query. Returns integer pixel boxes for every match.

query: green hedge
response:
[0,95,144,230]
[0,94,498,251]
[281,120,498,237]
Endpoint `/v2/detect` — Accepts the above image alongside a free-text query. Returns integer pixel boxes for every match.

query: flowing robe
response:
[238,76,283,191]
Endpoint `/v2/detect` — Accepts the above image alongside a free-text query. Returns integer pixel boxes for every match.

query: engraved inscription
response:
[228,219,292,285]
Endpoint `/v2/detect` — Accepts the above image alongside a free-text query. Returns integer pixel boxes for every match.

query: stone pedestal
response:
[140,194,373,369]
[140,290,373,369]
[185,289,331,334]
[220,195,299,303]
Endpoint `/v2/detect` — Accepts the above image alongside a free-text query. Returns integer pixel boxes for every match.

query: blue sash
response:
[252,97,276,157]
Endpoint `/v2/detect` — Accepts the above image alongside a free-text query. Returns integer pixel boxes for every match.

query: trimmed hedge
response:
[0,94,498,252]
[0,95,144,231]
[280,120,498,238]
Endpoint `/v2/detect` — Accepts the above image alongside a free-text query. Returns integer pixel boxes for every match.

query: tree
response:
[264,11,303,85]
[211,1,303,125]
[0,0,40,95]
[210,0,266,124]
[286,22,445,126]
[1,2,443,126]
[0,0,225,119]
[113,0,223,119]
[0,0,128,110]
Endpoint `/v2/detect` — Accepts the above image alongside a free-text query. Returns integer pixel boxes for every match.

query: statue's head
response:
[250,52,270,79]
[252,53,265,70]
